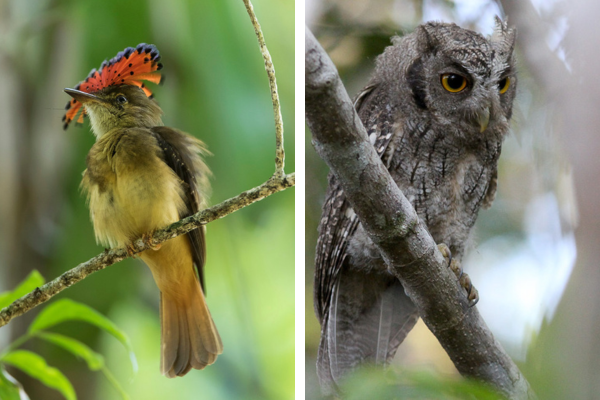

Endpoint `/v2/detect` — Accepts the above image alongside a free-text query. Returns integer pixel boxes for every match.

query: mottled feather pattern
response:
[314,19,517,394]
[314,84,396,323]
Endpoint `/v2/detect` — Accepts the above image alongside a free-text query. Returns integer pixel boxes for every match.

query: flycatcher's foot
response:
[437,243,479,307]
[126,243,139,258]
[143,231,162,251]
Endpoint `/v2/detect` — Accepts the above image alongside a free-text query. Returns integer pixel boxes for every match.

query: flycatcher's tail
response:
[160,283,223,377]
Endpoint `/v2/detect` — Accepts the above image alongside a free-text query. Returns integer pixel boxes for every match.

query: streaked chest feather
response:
[385,125,500,254]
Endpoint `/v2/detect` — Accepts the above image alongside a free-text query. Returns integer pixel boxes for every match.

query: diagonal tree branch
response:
[305,27,535,400]
[0,0,295,329]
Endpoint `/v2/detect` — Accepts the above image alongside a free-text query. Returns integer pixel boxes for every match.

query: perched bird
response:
[63,44,222,377]
[314,19,517,394]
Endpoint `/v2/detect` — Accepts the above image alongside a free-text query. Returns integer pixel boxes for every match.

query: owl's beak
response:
[477,107,490,133]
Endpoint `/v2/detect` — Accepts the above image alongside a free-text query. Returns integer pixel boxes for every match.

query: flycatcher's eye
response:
[498,77,510,94]
[116,95,128,104]
[441,73,468,93]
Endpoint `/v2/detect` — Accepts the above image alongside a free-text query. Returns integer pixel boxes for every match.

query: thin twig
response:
[243,0,285,177]
[0,1,294,329]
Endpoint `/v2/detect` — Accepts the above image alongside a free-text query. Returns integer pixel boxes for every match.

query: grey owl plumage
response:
[314,18,517,394]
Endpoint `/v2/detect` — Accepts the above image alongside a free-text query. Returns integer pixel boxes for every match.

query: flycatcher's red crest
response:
[63,43,163,129]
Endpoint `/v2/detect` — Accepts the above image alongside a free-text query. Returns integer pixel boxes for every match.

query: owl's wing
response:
[313,175,359,322]
[151,126,210,291]
[314,83,391,321]
[314,83,419,394]
[314,83,398,322]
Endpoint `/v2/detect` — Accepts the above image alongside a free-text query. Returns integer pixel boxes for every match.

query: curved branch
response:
[243,0,285,176]
[0,0,294,329]
[305,27,535,400]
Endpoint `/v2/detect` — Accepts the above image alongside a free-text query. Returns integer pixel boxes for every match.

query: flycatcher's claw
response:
[143,232,162,251]
[126,243,138,258]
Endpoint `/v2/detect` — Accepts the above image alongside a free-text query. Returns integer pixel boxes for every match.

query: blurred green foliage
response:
[0,0,294,399]
[0,272,132,400]
[342,368,503,400]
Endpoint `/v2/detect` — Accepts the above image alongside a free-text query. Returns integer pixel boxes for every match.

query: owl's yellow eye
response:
[441,73,467,93]
[498,77,510,94]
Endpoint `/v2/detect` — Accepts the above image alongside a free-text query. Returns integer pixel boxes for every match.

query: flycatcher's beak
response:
[477,107,490,133]
[64,88,105,104]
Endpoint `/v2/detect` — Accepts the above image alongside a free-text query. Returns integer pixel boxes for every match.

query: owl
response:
[314,18,517,394]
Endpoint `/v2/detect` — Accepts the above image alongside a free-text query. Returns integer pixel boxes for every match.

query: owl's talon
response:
[437,243,452,268]
[438,242,479,306]
[460,272,479,307]
[467,283,479,307]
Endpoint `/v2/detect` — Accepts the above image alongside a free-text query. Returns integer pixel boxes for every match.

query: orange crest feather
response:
[63,43,163,129]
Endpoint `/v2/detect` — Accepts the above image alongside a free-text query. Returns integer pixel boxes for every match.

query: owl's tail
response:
[317,271,418,395]
[159,282,223,377]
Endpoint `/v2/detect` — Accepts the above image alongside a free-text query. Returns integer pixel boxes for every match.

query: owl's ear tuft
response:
[415,23,442,55]
[491,16,517,58]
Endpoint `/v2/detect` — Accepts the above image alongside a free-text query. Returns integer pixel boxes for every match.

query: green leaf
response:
[28,299,137,373]
[35,332,104,371]
[101,367,130,400]
[0,367,28,400]
[1,350,75,400]
[35,333,131,399]
[0,271,45,309]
